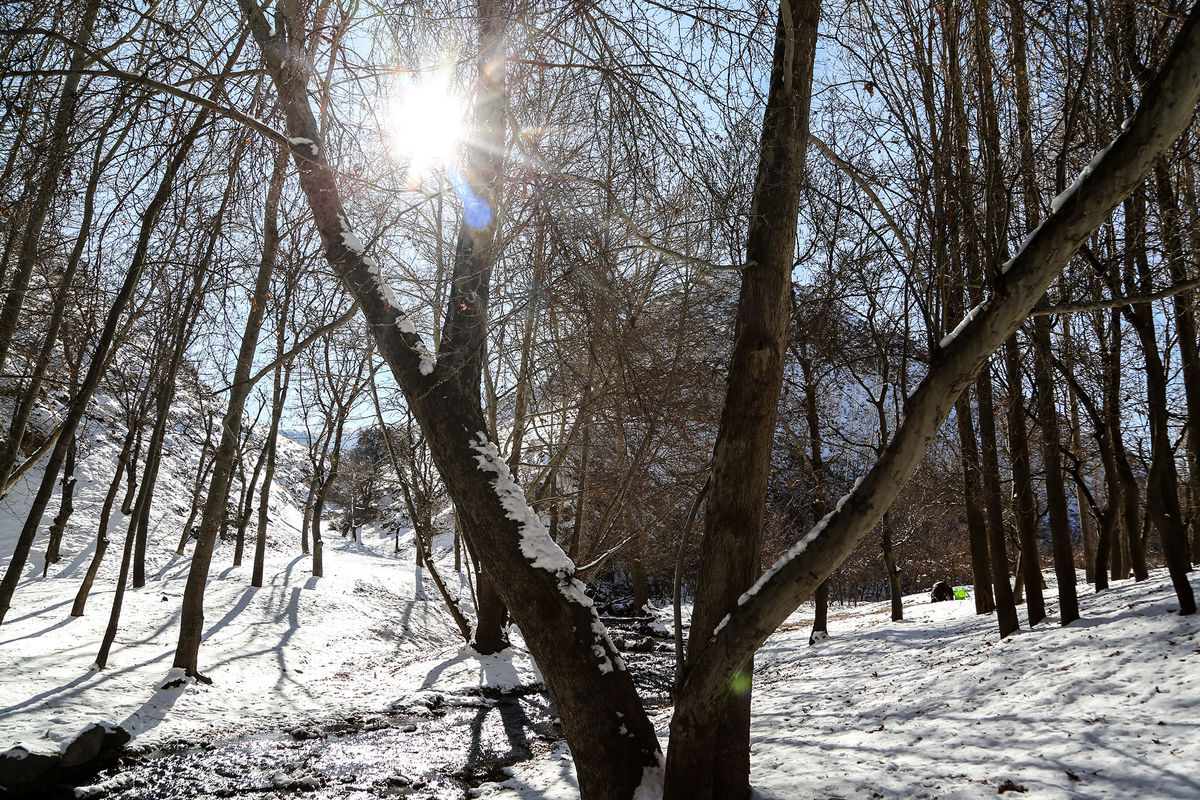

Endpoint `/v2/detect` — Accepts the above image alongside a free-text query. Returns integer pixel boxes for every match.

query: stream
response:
[57,615,676,800]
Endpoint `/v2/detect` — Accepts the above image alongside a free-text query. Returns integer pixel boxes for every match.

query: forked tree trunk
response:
[120,425,142,516]
[1122,191,1196,614]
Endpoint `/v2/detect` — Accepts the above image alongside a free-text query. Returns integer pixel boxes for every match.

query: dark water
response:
[64,616,675,800]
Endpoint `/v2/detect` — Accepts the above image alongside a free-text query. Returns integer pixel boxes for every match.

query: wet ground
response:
[64,688,557,800]
[58,616,676,800]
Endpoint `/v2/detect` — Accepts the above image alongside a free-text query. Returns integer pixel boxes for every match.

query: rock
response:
[289,727,316,741]
[295,775,321,790]
[61,722,129,769]
[1,724,130,794]
[400,724,418,733]
[61,723,107,768]
[0,746,59,789]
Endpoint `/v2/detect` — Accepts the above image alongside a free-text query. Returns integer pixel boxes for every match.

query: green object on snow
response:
[954,589,968,600]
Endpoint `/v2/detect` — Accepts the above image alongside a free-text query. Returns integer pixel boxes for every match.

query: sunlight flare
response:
[382,71,467,181]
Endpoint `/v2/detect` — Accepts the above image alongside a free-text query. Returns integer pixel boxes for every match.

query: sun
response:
[381,72,467,182]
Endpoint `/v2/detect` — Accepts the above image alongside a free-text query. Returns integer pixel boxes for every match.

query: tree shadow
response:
[0,612,78,647]
[117,670,191,738]
[201,587,258,642]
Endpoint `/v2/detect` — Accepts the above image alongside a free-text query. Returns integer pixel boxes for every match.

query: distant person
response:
[930,580,954,602]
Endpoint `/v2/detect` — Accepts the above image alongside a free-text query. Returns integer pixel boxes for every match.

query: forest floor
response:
[497,569,1199,800]
[0,414,1198,798]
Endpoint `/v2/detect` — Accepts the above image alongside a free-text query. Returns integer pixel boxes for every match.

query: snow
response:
[1050,144,1113,214]
[335,215,435,374]
[2,392,1196,799]
[469,433,573,575]
[938,302,987,349]
[286,136,319,156]
[336,216,401,310]
[469,432,624,673]
[0,396,491,751]
[734,475,863,611]
[487,570,1199,799]
[415,338,437,375]
[632,756,666,800]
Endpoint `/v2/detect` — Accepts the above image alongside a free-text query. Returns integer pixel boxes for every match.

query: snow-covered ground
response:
[489,572,1199,800]
[1,397,1198,798]
[0,399,536,756]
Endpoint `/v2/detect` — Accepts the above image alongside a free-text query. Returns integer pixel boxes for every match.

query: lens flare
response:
[382,72,467,181]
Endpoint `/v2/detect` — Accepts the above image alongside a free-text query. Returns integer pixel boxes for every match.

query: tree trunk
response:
[1031,313,1080,625]
[671,3,821,798]
[881,516,903,622]
[41,433,77,575]
[1004,338,1046,624]
[121,423,142,516]
[809,579,829,644]
[969,0,1019,637]
[172,124,282,678]
[1154,157,1200,564]
[253,358,290,588]
[955,393,995,615]
[1121,187,1196,614]
[178,414,216,555]
[1060,315,1098,582]
[975,367,1019,636]
[73,416,139,616]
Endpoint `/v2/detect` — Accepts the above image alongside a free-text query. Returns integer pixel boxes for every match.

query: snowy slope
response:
[486,571,1199,800]
[0,389,505,753]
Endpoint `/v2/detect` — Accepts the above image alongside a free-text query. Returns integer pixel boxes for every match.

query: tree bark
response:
[970,0,1019,637]
[1031,314,1081,624]
[671,2,821,797]
[42,430,77,575]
